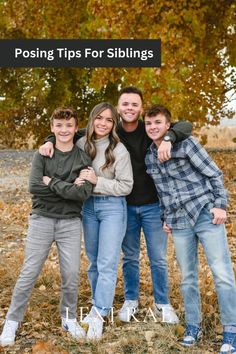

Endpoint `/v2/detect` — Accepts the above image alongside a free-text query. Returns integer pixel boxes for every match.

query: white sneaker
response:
[220,343,236,353]
[0,319,19,346]
[81,310,94,324]
[61,318,86,340]
[155,303,179,324]
[118,300,138,322]
[87,315,104,340]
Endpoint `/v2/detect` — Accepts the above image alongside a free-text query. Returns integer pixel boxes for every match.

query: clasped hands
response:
[74,167,97,186]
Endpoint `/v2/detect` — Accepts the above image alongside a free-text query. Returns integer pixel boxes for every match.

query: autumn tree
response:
[0,0,235,147]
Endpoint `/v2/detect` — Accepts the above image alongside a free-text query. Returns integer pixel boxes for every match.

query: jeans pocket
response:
[204,202,214,220]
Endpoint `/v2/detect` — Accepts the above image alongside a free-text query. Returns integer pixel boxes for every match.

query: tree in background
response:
[0,0,235,147]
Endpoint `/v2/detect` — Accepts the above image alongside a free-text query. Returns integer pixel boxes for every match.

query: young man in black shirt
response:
[116,87,192,323]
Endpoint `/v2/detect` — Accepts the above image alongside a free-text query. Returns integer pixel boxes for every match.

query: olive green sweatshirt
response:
[29,145,92,219]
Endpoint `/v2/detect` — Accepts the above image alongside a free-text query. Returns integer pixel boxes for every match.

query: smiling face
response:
[144,113,170,146]
[51,117,78,147]
[117,93,143,126]
[93,108,114,139]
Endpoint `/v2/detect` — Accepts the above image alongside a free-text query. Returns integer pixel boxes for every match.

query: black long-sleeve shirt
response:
[117,120,192,205]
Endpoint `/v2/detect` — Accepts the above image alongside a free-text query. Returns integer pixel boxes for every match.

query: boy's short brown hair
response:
[144,104,171,123]
[50,107,78,126]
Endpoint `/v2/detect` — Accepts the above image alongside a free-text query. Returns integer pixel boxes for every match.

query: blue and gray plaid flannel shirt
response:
[145,136,228,229]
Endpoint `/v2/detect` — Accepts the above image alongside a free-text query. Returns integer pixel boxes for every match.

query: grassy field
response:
[0,146,236,354]
[195,126,236,149]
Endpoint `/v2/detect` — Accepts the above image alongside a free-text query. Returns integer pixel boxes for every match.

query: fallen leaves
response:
[144,330,155,342]
[0,149,235,354]
[39,285,46,292]
[175,324,185,337]
[32,341,68,354]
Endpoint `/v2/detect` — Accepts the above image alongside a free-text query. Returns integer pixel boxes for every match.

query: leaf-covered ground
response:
[0,149,236,354]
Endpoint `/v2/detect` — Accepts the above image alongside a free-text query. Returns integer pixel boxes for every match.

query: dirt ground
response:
[0,150,34,254]
[0,148,236,354]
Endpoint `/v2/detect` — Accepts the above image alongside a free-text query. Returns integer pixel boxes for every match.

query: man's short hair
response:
[50,107,78,126]
[144,104,171,123]
[118,86,143,102]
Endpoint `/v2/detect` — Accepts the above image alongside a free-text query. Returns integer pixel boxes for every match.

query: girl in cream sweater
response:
[76,102,133,339]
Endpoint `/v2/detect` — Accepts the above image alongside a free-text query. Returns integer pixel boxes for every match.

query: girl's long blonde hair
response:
[85,102,120,170]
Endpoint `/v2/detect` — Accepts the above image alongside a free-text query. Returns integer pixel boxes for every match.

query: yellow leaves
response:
[175,324,185,337]
[0,0,234,141]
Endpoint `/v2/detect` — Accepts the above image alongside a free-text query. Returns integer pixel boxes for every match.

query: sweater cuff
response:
[93,176,103,193]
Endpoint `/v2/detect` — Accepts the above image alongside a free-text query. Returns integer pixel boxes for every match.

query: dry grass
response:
[195,126,236,149]
[0,149,236,353]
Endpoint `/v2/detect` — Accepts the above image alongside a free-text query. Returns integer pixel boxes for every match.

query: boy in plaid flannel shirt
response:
[144,104,236,354]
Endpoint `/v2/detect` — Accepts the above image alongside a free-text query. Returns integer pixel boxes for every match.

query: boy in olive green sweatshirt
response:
[0,107,92,347]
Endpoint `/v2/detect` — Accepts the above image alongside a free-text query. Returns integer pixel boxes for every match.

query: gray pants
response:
[7,214,82,321]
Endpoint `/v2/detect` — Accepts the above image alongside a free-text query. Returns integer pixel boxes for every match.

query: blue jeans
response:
[122,202,169,304]
[82,196,127,316]
[172,204,236,326]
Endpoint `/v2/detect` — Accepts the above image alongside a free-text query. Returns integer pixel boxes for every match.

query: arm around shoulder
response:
[168,120,192,143]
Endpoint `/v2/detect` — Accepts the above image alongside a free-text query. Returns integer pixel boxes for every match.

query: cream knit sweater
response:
[77,135,133,196]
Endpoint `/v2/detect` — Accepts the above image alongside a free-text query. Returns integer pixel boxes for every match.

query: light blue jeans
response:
[172,204,236,326]
[7,214,82,321]
[121,202,169,304]
[82,196,127,316]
